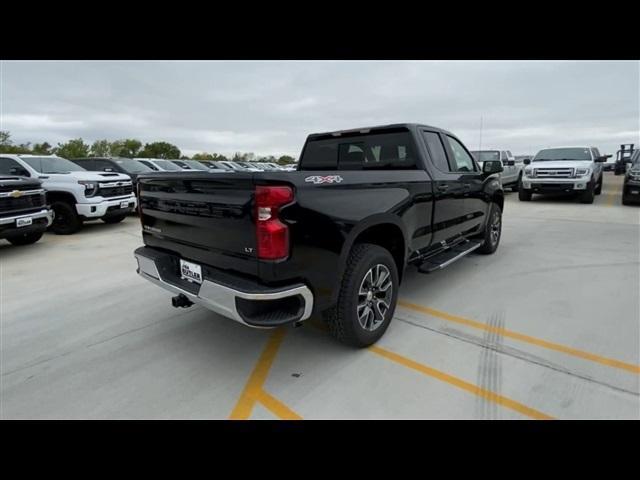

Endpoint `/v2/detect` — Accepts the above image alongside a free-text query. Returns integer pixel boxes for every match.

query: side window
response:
[0,157,29,176]
[75,159,94,170]
[422,131,451,172]
[591,148,600,159]
[445,136,476,172]
[506,150,513,159]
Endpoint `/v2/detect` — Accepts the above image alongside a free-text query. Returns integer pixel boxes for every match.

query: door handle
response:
[437,184,449,191]
[463,183,471,189]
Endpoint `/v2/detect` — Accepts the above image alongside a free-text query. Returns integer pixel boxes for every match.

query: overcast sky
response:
[1,61,638,158]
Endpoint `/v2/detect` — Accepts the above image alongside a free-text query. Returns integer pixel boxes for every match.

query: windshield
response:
[470,151,500,162]
[632,151,640,166]
[183,160,209,171]
[152,160,182,171]
[114,158,153,174]
[533,148,592,162]
[22,156,86,174]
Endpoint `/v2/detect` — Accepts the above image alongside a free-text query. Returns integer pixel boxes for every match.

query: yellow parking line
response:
[229,328,303,420]
[256,390,303,420]
[370,345,553,419]
[398,300,640,374]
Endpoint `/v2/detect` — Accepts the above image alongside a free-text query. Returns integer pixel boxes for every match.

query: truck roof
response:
[307,123,453,140]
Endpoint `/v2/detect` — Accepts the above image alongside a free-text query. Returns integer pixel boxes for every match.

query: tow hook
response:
[171,294,193,308]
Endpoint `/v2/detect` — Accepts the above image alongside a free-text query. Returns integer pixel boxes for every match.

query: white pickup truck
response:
[470,150,523,191]
[0,154,137,234]
[519,146,607,204]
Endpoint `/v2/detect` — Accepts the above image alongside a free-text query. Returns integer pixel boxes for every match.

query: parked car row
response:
[0,153,299,246]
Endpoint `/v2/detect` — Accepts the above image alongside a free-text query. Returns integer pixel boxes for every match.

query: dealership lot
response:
[1,173,638,419]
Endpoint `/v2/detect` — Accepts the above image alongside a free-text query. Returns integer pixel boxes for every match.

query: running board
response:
[417,240,482,274]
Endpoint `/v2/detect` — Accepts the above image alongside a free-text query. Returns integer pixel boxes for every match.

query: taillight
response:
[255,185,294,260]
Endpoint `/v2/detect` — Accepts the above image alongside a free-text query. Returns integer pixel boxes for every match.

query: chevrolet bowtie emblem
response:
[9,190,23,198]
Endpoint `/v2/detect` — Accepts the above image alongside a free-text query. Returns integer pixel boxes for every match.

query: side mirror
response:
[483,160,504,174]
[507,160,515,166]
[523,158,531,165]
[9,167,30,177]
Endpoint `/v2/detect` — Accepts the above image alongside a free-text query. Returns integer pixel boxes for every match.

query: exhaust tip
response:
[171,294,193,308]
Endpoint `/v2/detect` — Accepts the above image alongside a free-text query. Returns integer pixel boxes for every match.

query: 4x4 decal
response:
[304,175,344,185]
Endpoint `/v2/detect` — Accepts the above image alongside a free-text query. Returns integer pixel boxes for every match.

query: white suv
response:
[0,154,137,234]
[519,147,607,204]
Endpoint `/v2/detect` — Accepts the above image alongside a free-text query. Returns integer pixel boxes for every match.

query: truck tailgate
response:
[138,172,258,277]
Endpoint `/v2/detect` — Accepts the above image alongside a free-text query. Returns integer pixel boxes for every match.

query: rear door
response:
[420,130,468,245]
[442,134,487,236]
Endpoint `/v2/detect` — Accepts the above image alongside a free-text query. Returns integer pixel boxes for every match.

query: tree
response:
[110,139,142,158]
[139,142,181,159]
[192,152,214,160]
[90,139,111,157]
[0,131,11,146]
[0,131,32,154]
[276,155,296,165]
[54,138,90,159]
[33,142,53,155]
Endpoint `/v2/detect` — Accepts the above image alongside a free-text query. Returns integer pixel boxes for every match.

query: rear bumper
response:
[623,180,640,199]
[76,195,137,218]
[134,246,314,328]
[0,208,53,238]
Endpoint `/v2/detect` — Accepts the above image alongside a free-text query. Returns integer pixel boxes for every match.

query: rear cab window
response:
[299,127,419,171]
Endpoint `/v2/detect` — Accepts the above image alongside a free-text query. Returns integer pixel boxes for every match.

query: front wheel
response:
[50,201,82,235]
[580,185,595,204]
[324,243,398,348]
[7,231,44,246]
[595,176,603,195]
[518,188,532,201]
[476,203,502,254]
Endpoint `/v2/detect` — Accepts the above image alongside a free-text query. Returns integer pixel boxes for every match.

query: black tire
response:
[580,185,595,204]
[595,176,603,195]
[476,203,502,254]
[50,201,82,235]
[6,231,44,246]
[518,188,532,201]
[102,215,126,224]
[324,243,399,348]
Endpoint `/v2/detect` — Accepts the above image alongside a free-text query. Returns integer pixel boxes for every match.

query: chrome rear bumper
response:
[134,248,313,328]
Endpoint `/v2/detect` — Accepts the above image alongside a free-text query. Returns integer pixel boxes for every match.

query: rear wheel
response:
[50,201,82,235]
[102,215,126,224]
[324,243,398,348]
[511,173,522,192]
[7,231,44,246]
[477,203,502,254]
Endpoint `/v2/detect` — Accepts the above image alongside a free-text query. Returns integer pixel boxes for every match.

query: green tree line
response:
[0,131,297,165]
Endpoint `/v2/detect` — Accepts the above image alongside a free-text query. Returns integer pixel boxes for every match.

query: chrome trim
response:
[0,189,45,198]
[0,208,53,225]
[98,181,133,188]
[134,253,314,328]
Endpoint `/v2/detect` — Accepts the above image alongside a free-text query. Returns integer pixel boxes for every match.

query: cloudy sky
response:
[1,61,638,158]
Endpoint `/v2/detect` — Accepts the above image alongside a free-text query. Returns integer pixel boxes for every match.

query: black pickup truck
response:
[134,124,504,347]
[1,176,53,246]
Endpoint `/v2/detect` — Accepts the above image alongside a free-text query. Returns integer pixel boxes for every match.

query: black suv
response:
[70,157,153,191]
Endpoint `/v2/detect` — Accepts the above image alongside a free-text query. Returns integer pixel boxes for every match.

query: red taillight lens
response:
[255,185,294,260]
